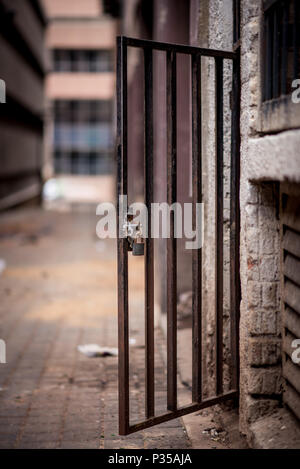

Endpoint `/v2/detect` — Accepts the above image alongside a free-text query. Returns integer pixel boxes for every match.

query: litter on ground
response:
[77,344,118,357]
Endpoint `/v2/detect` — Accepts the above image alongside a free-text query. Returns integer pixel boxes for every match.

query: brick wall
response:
[196,0,299,442]
[239,0,300,440]
[240,181,282,430]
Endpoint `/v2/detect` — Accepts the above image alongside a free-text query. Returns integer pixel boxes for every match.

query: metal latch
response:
[123,210,145,256]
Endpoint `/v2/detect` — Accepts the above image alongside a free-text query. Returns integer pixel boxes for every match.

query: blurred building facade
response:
[0,0,46,210]
[42,0,118,200]
[119,0,300,448]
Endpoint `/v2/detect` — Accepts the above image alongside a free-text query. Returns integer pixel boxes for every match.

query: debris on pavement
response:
[77,344,118,357]
[202,426,225,443]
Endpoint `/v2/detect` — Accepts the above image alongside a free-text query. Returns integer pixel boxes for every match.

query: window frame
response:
[51,49,114,73]
[53,100,114,176]
[259,0,300,133]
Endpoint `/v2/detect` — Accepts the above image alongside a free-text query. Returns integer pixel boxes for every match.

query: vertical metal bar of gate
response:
[117,36,239,435]
[117,36,129,436]
[293,0,299,81]
[272,7,279,99]
[166,50,177,412]
[230,53,241,392]
[191,53,202,403]
[265,14,272,101]
[281,1,288,96]
[144,48,155,419]
[215,57,224,396]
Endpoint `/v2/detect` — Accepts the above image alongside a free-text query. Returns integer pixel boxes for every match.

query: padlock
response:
[125,211,145,256]
[132,241,144,256]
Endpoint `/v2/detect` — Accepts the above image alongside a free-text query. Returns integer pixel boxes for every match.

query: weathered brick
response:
[247,281,261,308]
[259,228,275,255]
[247,256,260,281]
[246,396,279,424]
[249,310,278,336]
[259,256,279,282]
[247,227,259,255]
[249,339,281,366]
[245,204,258,228]
[258,205,277,226]
[262,283,278,308]
[246,182,259,205]
[248,368,282,395]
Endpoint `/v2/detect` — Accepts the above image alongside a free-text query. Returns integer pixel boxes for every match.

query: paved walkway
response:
[0,208,191,449]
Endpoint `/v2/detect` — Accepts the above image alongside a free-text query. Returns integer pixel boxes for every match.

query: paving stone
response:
[0,209,191,449]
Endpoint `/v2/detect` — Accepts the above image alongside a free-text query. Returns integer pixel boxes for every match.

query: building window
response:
[53,100,114,175]
[263,0,300,101]
[52,49,114,73]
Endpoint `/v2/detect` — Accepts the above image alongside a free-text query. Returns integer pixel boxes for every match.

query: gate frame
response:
[117,36,240,435]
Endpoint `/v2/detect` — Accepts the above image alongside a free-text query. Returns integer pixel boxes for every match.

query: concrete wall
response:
[46,73,115,100]
[42,0,103,18]
[46,20,116,49]
[0,36,44,114]
[0,0,46,209]
[192,0,233,396]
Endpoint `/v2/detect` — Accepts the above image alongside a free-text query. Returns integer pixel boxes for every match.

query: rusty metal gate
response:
[117,36,240,435]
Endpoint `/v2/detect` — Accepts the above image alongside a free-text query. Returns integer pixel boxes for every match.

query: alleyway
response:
[0,208,191,449]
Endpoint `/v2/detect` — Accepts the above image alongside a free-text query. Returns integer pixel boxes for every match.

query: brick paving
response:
[0,209,191,449]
